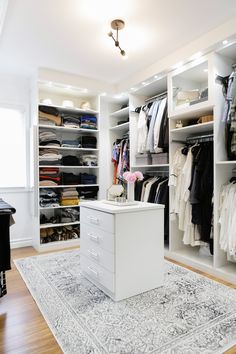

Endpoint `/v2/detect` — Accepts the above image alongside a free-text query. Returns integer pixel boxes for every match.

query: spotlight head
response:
[120,49,126,56]
[108,31,113,37]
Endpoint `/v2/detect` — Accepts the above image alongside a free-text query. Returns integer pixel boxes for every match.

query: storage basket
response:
[135,153,152,165]
[151,153,169,164]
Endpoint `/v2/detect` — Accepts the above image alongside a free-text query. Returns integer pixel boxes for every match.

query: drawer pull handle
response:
[88,233,99,243]
[88,249,99,260]
[88,266,99,277]
[87,216,99,225]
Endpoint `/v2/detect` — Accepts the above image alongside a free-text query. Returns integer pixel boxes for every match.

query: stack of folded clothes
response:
[78,186,99,200]
[81,154,97,166]
[39,168,61,186]
[39,130,61,147]
[60,188,79,206]
[61,138,81,148]
[61,208,80,223]
[39,149,62,165]
[61,172,80,185]
[80,115,97,130]
[80,173,97,184]
[40,213,60,225]
[39,189,60,208]
[39,105,62,126]
[62,155,80,166]
[81,136,97,148]
[61,113,80,128]
[40,225,80,243]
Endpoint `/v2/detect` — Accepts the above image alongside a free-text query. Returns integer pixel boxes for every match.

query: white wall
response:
[0,73,35,248]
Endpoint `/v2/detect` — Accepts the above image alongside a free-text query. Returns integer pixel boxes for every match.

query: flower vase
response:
[127,182,135,202]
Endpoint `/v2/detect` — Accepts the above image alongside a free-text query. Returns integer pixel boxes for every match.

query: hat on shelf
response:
[62,100,74,108]
[41,98,52,105]
[80,101,91,110]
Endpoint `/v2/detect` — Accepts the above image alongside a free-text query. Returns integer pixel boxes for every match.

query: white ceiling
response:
[1,0,236,84]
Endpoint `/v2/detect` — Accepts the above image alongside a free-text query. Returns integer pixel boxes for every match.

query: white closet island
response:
[80,201,164,301]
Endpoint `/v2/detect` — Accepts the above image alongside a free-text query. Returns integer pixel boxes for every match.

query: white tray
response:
[102,200,139,207]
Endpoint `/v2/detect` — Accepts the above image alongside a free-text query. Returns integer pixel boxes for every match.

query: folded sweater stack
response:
[39,148,62,165]
[80,115,97,130]
[39,130,61,147]
[39,167,61,186]
[60,188,79,206]
[39,105,62,126]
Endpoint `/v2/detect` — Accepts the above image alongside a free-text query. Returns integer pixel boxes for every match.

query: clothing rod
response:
[145,170,169,174]
[144,91,167,103]
[172,133,213,144]
[186,133,213,141]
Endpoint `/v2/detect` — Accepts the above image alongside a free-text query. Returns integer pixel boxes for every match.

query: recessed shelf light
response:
[204,69,208,72]
[172,61,184,70]
[154,75,158,79]
[130,88,135,91]
[222,40,228,45]
[101,92,107,96]
[47,81,53,87]
[66,85,72,90]
[142,82,147,85]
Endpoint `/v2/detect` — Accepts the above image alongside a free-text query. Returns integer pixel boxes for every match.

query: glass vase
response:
[127,182,135,202]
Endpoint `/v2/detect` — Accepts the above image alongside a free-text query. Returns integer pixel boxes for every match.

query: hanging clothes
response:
[112,137,129,183]
[218,66,236,159]
[170,142,213,249]
[219,181,236,261]
[135,174,169,242]
[136,96,169,154]
[137,106,149,153]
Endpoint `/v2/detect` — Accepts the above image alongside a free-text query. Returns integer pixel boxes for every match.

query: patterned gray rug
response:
[15,250,236,354]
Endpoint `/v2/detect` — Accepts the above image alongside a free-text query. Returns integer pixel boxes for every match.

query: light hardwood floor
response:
[0,247,236,354]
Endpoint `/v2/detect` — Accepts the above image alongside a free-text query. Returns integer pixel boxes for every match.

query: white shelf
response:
[110,106,129,118]
[169,247,214,268]
[39,184,99,188]
[39,199,98,209]
[170,121,213,134]
[40,205,80,210]
[38,238,80,251]
[39,102,98,115]
[109,122,129,131]
[216,161,236,165]
[131,164,169,168]
[39,146,98,151]
[40,221,80,229]
[169,101,214,120]
[39,165,99,168]
[38,124,99,133]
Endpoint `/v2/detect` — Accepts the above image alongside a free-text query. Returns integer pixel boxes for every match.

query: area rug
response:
[15,250,236,354]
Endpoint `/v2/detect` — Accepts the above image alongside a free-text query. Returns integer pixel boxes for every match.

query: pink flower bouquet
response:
[123,171,144,183]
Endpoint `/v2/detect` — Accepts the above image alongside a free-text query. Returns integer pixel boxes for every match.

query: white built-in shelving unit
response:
[165,46,236,283]
[33,80,100,251]
[100,95,130,187]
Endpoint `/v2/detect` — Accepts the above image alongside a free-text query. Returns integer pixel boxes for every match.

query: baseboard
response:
[10,238,33,249]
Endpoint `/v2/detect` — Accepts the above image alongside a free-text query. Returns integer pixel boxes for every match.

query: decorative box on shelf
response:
[151,153,169,164]
[135,153,152,165]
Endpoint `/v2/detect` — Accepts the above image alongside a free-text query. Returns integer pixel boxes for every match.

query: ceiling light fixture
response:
[108,19,126,57]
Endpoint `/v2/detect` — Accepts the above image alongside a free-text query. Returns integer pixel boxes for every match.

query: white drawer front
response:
[81,237,114,272]
[80,223,114,253]
[81,255,114,292]
[81,207,114,233]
